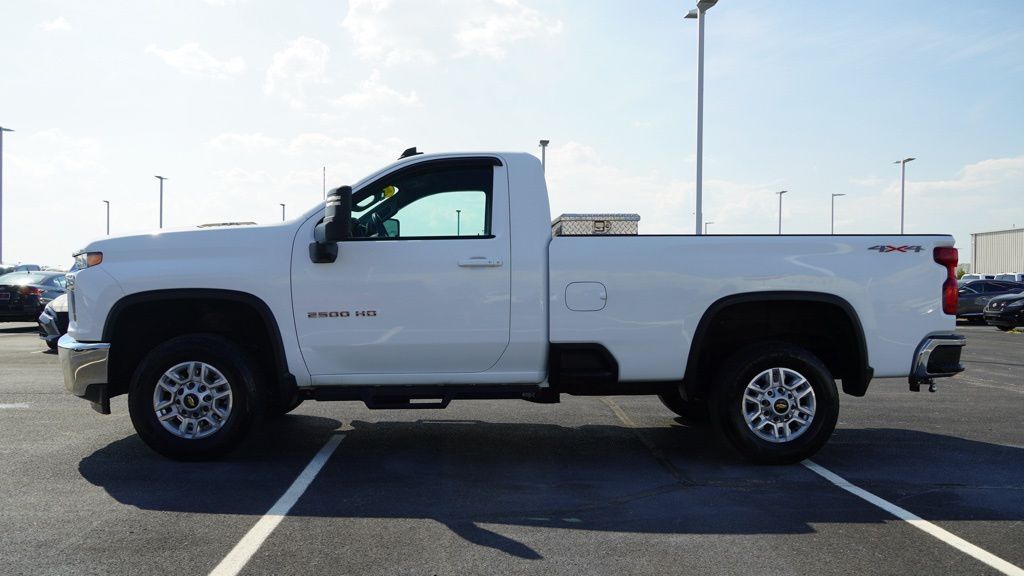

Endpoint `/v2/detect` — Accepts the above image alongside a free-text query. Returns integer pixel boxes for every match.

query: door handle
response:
[458,257,503,267]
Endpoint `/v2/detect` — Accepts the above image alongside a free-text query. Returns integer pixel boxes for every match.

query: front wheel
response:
[996,326,1014,332]
[128,334,265,460]
[710,343,839,465]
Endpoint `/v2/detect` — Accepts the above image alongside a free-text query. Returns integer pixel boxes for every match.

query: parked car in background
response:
[957,280,1024,322]
[38,293,69,350]
[960,274,996,281]
[983,292,1024,331]
[0,271,68,322]
[994,273,1024,282]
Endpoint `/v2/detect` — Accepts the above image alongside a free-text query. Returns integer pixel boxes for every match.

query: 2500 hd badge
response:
[307,310,377,318]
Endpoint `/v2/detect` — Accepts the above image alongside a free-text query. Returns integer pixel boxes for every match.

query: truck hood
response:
[77,222,298,267]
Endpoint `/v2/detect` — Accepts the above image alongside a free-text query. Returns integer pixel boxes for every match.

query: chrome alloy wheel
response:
[152,361,233,440]
[741,367,816,443]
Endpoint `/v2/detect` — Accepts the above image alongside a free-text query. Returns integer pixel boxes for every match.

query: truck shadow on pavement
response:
[79,417,1024,560]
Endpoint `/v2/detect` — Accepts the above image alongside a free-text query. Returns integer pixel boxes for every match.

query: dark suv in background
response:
[957,280,1024,322]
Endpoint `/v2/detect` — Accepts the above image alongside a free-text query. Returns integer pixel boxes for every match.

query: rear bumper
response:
[58,334,112,414]
[38,308,61,343]
[909,334,966,385]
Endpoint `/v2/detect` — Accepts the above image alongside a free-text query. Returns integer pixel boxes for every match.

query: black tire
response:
[709,342,839,465]
[46,339,58,351]
[657,389,709,425]
[996,326,1014,332]
[128,334,265,460]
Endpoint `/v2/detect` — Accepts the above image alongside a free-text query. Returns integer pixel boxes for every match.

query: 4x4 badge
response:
[868,245,923,253]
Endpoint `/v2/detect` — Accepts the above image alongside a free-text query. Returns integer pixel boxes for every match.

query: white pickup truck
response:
[60,151,966,463]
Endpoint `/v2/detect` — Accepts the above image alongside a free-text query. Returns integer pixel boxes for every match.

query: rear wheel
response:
[128,334,264,460]
[996,325,1014,332]
[657,389,709,425]
[710,342,838,464]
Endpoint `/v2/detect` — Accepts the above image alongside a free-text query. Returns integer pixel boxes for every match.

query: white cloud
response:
[455,0,563,59]
[39,17,71,32]
[341,0,560,64]
[206,132,281,150]
[332,70,420,110]
[12,129,106,177]
[145,43,245,78]
[203,0,247,5]
[545,141,692,233]
[341,0,437,66]
[264,37,330,109]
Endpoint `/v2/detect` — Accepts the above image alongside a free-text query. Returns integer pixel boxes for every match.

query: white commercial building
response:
[971,228,1024,274]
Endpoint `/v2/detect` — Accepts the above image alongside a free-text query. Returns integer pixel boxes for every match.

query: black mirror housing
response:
[322,186,353,243]
[310,185,353,264]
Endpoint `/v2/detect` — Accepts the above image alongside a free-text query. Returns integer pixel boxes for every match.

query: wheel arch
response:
[102,289,295,403]
[683,291,873,399]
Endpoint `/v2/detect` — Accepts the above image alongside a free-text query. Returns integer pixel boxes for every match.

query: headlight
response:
[73,251,103,269]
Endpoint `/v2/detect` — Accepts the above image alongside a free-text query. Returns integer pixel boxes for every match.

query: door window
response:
[351,165,492,239]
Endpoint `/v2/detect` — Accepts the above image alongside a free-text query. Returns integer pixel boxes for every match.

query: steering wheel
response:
[369,212,390,238]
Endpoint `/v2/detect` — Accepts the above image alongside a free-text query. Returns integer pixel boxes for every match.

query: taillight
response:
[19,286,43,297]
[934,246,958,315]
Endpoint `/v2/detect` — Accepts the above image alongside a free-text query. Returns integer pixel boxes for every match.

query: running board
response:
[301,384,560,409]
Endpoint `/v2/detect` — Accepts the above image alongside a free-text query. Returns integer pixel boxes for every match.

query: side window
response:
[350,164,493,239]
[393,190,487,237]
[52,276,67,289]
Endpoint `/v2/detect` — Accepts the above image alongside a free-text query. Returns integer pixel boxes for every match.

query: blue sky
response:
[2,0,1022,268]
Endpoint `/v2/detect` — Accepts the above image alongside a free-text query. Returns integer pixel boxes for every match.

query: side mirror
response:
[383,218,400,238]
[310,186,353,264]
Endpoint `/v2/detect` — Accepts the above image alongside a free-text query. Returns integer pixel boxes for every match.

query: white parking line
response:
[803,460,1024,576]
[0,403,31,409]
[208,434,345,576]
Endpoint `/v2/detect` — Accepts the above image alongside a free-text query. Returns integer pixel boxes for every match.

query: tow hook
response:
[909,379,937,393]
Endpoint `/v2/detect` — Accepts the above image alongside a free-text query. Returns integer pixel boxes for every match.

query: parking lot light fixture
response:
[685,0,718,235]
[894,157,915,234]
[538,140,549,172]
[280,203,286,222]
[0,126,13,263]
[776,190,788,234]
[704,221,714,234]
[831,193,845,234]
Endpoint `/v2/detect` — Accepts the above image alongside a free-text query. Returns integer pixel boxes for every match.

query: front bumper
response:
[909,334,966,389]
[983,308,1024,327]
[58,334,112,414]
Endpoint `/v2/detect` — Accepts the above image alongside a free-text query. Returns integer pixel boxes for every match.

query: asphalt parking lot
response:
[1,323,1021,576]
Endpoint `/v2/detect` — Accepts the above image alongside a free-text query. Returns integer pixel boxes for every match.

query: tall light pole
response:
[704,221,713,234]
[538,140,549,172]
[685,0,718,236]
[155,175,168,229]
[102,200,110,235]
[322,166,326,200]
[776,190,788,235]
[894,157,915,234]
[280,203,286,222]
[456,209,462,236]
[0,126,13,263]
[830,193,845,235]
